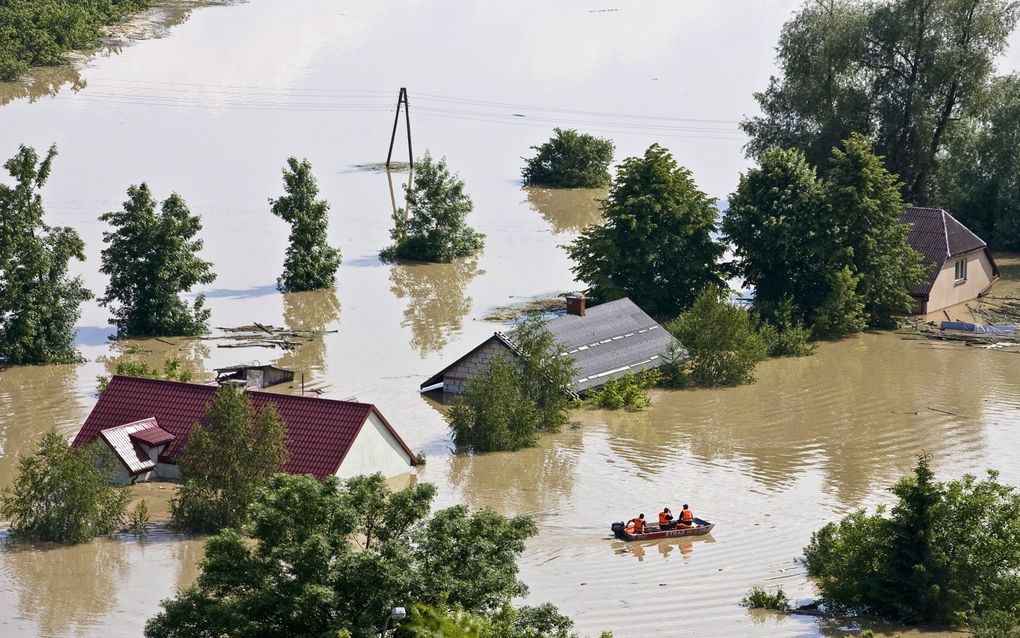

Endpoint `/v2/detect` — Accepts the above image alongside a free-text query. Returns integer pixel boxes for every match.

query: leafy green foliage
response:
[99,184,215,337]
[741,586,790,611]
[145,473,538,638]
[940,74,1020,251]
[567,144,725,317]
[666,288,767,387]
[742,0,1020,202]
[521,128,614,188]
[586,370,659,411]
[0,144,92,365]
[96,355,192,395]
[0,0,150,81]
[0,431,128,543]
[382,152,484,263]
[170,385,288,533]
[804,455,1020,625]
[509,315,576,430]
[971,611,1020,638]
[270,157,342,292]
[756,299,814,357]
[126,499,150,535]
[448,356,541,452]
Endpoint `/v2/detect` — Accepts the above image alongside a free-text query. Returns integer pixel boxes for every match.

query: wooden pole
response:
[385,87,406,169]
[403,89,413,171]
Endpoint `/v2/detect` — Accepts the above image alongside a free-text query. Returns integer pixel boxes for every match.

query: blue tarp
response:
[940,321,1015,335]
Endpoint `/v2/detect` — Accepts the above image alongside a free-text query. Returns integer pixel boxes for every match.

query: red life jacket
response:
[633,517,645,532]
[658,511,672,526]
[681,508,694,522]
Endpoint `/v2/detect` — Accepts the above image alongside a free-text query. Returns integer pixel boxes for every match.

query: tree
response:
[99,184,214,337]
[804,455,1020,625]
[96,355,192,395]
[400,603,587,638]
[270,157,342,292]
[448,356,541,452]
[145,473,539,638]
[0,431,128,543]
[825,134,925,327]
[666,288,767,387]
[508,315,576,430]
[382,152,484,263]
[170,385,288,533]
[723,147,829,322]
[0,144,92,365]
[567,145,725,317]
[521,128,614,188]
[940,74,1020,251]
[742,0,1020,202]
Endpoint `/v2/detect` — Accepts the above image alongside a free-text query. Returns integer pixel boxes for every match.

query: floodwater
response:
[1,1,1019,636]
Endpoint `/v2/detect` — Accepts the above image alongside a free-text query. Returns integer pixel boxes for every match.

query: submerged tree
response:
[567,144,725,317]
[508,315,576,430]
[0,431,128,543]
[171,385,288,533]
[448,356,541,452]
[270,157,342,292]
[0,144,92,365]
[521,128,615,188]
[382,152,484,263]
[99,184,215,337]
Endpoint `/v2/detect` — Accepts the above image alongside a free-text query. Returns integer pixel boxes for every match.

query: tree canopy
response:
[146,473,541,638]
[742,0,1020,204]
[448,356,542,452]
[507,315,576,430]
[0,431,128,543]
[567,144,725,317]
[170,385,288,533]
[0,144,92,365]
[382,152,484,263]
[804,455,1020,626]
[0,0,150,81]
[99,183,215,337]
[521,128,614,188]
[270,157,342,292]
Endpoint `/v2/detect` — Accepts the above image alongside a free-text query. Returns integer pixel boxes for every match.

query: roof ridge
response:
[941,209,950,257]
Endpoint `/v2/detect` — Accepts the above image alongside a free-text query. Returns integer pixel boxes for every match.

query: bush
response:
[521,128,614,188]
[0,431,128,543]
[586,370,659,411]
[971,611,1020,638]
[666,288,767,387]
[126,499,150,535]
[382,152,484,263]
[804,455,1020,625]
[448,356,541,452]
[757,300,814,358]
[741,586,790,611]
[97,355,192,395]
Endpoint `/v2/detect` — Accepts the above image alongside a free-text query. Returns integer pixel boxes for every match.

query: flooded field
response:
[1,1,1020,636]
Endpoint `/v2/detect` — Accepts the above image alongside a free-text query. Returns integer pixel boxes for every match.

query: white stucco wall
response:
[925,250,996,313]
[335,411,414,479]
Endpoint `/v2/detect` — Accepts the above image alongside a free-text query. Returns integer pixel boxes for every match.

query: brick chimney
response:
[566,295,586,317]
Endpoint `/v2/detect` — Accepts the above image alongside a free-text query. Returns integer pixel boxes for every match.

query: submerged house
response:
[900,207,1000,315]
[215,363,294,389]
[72,376,418,484]
[421,296,683,395]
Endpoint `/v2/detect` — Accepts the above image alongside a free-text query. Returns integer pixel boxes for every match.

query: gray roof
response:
[900,207,998,298]
[540,298,683,393]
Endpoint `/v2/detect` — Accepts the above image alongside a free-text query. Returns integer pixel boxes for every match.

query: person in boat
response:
[627,514,646,534]
[658,507,675,530]
[678,504,695,528]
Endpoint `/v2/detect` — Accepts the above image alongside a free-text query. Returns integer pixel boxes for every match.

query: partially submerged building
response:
[215,363,294,389]
[421,296,683,395]
[72,376,418,484]
[901,207,1000,315]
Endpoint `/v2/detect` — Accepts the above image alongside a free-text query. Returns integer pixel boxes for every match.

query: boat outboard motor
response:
[610,521,625,538]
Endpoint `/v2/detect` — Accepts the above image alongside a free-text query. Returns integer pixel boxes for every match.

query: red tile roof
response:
[128,420,176,447]
[73,376,416,479]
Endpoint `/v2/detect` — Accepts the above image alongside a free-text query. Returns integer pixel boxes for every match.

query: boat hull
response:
[611,518,714,541]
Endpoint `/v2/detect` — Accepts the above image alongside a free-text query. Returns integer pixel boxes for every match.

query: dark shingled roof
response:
[422,298,684,394]
[900,207,997,299]
[73,376,416,479]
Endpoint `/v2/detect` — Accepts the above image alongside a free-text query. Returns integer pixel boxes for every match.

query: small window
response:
[954,258,967,283]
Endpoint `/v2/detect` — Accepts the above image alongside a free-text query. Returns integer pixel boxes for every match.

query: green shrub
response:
[586,370,659,411]
[126,499,150,535]
[97,355,192,395]
[741,585,790,611]
[971,611,1020,638]
[757,300,814,358]
[522,128,614,188]
[448,356,541,452]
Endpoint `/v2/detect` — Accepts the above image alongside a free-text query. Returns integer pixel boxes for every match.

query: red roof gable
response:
[73,376,416,479]
[128,419,176,447]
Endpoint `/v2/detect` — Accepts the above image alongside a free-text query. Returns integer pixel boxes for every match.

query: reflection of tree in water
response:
[0,66,85,107]
[97,338,212,386]
[389,258,482,356]
[0,363,80,488]
[0,538,127,635]
[447,431,580,514]
[523,187,606,234]
[275,288,341,376]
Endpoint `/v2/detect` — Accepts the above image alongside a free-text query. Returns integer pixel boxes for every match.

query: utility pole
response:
[385,87,413,170]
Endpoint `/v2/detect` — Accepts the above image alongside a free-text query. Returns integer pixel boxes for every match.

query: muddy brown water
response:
[2,1,1020,636]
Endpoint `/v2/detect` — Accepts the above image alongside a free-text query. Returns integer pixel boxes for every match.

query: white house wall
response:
[926,250,996,313]
[335,412,414,479]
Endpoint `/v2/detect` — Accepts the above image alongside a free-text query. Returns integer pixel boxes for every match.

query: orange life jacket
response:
[633,517,645,532]
[680,508,694,523]
[659,511,672,526]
